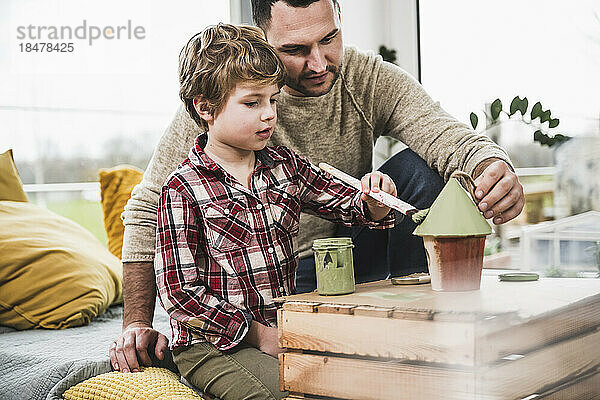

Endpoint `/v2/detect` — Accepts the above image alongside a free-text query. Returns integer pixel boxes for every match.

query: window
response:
[1,0,230,184]
[1,0,230,243]
[419,0,600,167]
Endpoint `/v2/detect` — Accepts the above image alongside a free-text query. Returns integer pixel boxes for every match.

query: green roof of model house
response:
[413,178,492,237]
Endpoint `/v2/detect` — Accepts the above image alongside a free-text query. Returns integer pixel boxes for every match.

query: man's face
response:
[265,0,343,97]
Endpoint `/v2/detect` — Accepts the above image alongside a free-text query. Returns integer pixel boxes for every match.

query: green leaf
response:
[378,45,397,64]
[520,97,528,115]
[553,134,570,144]
[540,110,551,123]
[470,112,478,130]
[509,96,521,115]
[510,96,520,116]
[549,118,559,128]
[510,96,528,116]
[531,102,542,120]
[490,99,502,120]
[534,130,548,146]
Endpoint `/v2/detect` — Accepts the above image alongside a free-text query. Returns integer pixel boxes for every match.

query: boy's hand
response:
[360,171,397,221]
[257,325,283,358]
[243,321,283,358]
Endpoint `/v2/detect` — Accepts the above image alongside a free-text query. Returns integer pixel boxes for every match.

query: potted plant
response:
[469,96,570,147]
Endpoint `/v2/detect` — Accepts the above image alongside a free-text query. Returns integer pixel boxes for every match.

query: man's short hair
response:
[179,23,285,130]
[251,0,339,31]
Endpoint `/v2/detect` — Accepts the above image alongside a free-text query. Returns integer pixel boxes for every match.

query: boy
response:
[155,23,397,400]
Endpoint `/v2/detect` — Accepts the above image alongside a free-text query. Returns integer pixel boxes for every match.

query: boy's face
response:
[198,82,280,152]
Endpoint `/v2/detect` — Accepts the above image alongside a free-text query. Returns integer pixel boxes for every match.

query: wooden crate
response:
[276,277,600,399]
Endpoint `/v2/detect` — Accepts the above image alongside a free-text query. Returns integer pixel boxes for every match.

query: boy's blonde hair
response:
[179,23,285,130]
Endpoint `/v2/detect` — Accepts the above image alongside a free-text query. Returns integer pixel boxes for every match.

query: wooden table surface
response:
[277,276,600,321]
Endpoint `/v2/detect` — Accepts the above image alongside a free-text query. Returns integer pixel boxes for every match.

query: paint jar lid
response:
[312,237,354,250]
[498,272,539,282]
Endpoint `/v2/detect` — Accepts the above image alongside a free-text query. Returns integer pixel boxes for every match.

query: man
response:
[109,0,524,374]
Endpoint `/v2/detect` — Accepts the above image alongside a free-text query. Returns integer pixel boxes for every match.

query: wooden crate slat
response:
[391,308,434,320]
[477,328,600,398]
[279,309,475,365]
[282,301,321,313]
[538,371,600,399]
[476,296,600,365]
[353,305,394,318]
[281,352,475,400]
[316,304,356,315]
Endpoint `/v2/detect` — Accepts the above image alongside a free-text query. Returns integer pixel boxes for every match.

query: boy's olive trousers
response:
[174,342,288,400]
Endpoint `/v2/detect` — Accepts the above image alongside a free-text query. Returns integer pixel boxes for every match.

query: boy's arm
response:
[155,187,253,352]
[291,151,394,229]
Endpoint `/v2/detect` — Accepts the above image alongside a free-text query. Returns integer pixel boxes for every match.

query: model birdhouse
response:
[414,177,492,291]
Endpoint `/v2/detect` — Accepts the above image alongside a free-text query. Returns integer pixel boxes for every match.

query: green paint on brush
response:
[411,208,430,224]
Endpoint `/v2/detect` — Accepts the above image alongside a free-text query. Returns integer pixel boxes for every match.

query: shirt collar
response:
[189,133,285,172]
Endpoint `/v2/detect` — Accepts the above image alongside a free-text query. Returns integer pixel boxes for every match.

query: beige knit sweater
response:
[121,47,511,262]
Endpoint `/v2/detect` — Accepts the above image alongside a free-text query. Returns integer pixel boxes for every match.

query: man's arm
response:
[366,55,512,182]
[109,261,167,373]
[110,106,202,372]
[365,56,524,223]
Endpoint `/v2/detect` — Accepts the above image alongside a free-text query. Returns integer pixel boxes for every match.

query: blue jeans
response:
[295,148,444,294]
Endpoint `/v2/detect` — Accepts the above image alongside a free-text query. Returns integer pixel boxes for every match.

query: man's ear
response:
[193,98,213,123]
[335,0,342,24]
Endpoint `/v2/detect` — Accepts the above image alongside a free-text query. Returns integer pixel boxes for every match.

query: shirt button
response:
[282,193,288,199]
[256,204,263,210]
[279,286,285,294]
[223,209,230,215]
[267,247,274,254]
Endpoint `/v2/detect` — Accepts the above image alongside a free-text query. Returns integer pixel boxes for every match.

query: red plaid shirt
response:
[155,134,394,351]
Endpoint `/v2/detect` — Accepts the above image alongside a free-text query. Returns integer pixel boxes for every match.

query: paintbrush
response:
[318,163,430,224]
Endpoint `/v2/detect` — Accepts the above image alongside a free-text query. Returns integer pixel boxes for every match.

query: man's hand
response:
[360,171,397,221]
[473,159,524,225]
[109,261,167,372]
[243,321,283,358]
[109,322,169,373]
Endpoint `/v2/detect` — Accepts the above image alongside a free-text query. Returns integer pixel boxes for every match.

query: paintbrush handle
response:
[318,162,417,215]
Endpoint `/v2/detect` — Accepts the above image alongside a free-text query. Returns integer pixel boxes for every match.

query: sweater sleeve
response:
[121,105,203,262]
[370,56,513,181]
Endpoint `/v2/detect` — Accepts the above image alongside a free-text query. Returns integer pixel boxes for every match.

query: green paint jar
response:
[312,237,355,295]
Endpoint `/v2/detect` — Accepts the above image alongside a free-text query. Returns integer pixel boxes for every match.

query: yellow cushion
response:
[63,367,204,400]
[0,149,28,202]
[0,201,123,329]
[98,165,143,259]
